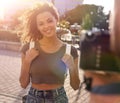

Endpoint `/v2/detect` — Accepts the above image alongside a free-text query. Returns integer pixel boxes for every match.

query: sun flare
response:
[0,0,40,20]
[0,0,18,19]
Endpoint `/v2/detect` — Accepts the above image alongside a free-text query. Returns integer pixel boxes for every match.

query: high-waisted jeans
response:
[25,86,68,103]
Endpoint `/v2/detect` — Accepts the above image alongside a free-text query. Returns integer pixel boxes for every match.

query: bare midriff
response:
[32,83,63,90]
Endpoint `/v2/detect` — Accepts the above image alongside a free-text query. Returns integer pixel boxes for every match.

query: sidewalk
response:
[0,49,89,103]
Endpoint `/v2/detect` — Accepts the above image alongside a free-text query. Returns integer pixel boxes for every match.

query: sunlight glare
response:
[0,0,18,7]
[0,0,18,20]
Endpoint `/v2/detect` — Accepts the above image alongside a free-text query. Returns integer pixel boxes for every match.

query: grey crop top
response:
[20,42,78,84]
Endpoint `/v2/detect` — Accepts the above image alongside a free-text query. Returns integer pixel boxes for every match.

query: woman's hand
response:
[25,48,39,63]
[62,54,74,69]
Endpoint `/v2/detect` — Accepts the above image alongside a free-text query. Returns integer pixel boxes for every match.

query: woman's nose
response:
[43,23,49,29]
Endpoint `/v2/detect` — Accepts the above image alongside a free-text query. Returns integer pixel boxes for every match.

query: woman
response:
[19,1,80,103]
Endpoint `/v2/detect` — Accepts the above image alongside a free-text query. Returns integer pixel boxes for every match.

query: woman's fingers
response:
[62,54,74,68]
[25,48,39,62]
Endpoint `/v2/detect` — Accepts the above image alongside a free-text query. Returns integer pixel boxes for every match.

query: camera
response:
[79,30,120,73]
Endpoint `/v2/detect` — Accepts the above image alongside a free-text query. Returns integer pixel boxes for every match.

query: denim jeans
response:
[25,86,68,103]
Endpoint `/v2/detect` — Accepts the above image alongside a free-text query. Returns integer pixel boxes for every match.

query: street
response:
[0,49,89,103]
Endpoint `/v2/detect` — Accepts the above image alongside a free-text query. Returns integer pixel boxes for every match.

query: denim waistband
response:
[29,86,65,98]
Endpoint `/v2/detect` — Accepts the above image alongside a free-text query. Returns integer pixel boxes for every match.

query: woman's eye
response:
[38,23,43,26]
[37,19,53,26]
[48,19,53,23]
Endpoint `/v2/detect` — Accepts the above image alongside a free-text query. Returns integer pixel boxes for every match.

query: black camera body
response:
[80,30,120,73]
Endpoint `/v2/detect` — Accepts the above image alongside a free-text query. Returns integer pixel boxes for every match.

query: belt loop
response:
[35,90,37,96]
[43,91,47,97]
[56,89,59,95]
[33,88,35,94]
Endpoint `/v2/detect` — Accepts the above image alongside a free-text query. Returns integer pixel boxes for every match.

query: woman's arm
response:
[19,53,31,88]
[62,54,80,90]
[110,0,120,56]
[19,48,39,88]
[69,57,80,90]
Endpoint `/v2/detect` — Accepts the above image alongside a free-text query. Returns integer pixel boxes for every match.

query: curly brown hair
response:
[19,1,59,43]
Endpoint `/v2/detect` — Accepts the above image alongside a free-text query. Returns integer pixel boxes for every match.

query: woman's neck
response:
[39,36,62,46]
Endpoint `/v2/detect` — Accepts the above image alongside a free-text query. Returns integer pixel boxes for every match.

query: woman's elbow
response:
[20,83,28,89]
[70,79,80,90]
[19,78,29,89]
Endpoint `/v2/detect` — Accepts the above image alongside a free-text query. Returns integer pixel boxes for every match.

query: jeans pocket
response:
[26,94,37,103]
[55,93,68,103]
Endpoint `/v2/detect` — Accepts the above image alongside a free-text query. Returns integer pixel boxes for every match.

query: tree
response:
[63,4,109,30]
[82,14,93,30]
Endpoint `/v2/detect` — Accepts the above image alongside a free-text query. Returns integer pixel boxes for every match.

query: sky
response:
[0,0,84,20]
[0,0,114,20]
[83,0,114,13]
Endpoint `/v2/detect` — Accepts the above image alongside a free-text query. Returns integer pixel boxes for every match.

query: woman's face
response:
[36,11,57,38]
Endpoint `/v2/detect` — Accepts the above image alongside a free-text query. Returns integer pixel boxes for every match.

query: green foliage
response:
[63,4,109,29]
[82,14,93,30]
[0,30,20,42]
